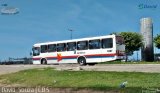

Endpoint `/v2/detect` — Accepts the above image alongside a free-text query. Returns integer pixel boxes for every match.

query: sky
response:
[0,0,160,60]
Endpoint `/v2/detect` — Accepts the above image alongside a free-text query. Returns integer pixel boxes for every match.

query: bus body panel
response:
[32,35,125,65]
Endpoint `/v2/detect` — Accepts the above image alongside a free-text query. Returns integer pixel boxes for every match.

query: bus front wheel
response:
[78,57,86,66]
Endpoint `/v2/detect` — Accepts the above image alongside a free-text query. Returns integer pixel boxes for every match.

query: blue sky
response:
[0,0,160,60]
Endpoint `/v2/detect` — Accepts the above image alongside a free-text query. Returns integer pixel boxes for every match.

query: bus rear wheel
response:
[41,59,47,64]
[78,57,86,66]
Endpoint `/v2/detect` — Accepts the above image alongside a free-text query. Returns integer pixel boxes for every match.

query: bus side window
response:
[102,38,113,48]
[89,39,101,49]
[67,42,76,51]
[77,41,88,50]
[48,44,56,52]
[57,43,66,52]
[41,45,48,53]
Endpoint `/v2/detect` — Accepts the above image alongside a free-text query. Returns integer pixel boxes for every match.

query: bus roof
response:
[33,34,116,47]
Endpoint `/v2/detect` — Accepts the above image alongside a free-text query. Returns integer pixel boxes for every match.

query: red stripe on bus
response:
[32,58,41,60]
[86,53,117,57]
[32,53,117,60]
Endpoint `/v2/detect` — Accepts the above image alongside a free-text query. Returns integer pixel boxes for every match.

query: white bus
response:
[32,34,125,65]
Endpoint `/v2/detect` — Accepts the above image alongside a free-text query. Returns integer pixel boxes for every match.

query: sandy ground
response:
[0,64,160,75]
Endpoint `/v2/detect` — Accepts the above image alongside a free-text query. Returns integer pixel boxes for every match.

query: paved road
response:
[0,64,160,75]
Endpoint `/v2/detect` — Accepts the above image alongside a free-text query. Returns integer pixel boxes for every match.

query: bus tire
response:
[78,57,86,66]
[41,58,47,64]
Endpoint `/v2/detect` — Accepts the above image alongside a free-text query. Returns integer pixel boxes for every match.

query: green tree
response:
[120,32,143,61]
[154,34,160,49]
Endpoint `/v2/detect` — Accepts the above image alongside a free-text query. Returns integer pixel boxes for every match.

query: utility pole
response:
[68,29,74,40]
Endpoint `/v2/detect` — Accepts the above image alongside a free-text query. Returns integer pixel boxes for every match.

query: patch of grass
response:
[0,68,160,92]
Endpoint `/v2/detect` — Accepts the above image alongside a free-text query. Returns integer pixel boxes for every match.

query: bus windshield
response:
[32,47,40,56]
[116,36,124,45]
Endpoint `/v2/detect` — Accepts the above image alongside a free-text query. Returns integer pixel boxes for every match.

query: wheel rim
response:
[80,59,83,64]
[79,58,85,65]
